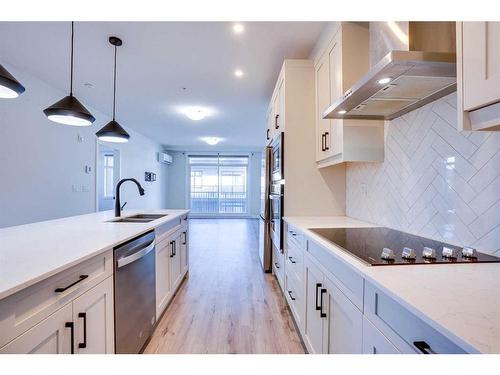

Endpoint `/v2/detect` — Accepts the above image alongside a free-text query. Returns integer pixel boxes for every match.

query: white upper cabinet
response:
[458,22,500,131]
[314,23,384,167]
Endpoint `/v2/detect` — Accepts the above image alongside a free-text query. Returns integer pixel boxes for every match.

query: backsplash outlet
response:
[346,93,500,255]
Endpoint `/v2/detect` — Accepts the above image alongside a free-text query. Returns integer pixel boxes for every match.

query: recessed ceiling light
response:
[203,137,221,146]
[233,23,244,34]
[378,77,392,85]
[234,69,244,78]
[338,110,347,115]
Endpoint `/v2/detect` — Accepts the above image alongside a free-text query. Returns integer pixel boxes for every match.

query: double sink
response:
[109,213,167,223]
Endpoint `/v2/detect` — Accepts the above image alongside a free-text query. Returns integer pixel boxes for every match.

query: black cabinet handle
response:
[413,341,436,354]
[65,322,74,354]
[320,288,327,318]
[169,241,174,258]
[288,256,296,264]
[321,133,325,152]
[174,240,177,256]
[78,313,87,349]
[55,275,88,293]
[325,131,330,151]
[266,129,270,140]
[287,290,296,301]
[315,283,322,310]
[274,262,280,269]
[182,231,187,245]
[275,114,280,129]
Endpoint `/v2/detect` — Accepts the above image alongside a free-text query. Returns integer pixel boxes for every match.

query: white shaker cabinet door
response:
[156,237,172,319]
[0,303,73,354]
[72,276,114,354]
[303,256,325,353]
[462,22,500,111]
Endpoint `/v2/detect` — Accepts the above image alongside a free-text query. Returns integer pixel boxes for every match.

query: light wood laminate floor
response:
[144,218,305,354]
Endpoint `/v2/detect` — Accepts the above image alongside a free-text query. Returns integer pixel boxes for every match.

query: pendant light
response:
[0,64,25,98]
[43,22,95,126]
[96,36,130,143]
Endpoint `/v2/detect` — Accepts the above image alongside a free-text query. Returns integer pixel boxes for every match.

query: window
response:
[103,154,114,198]
[189,155,249,214]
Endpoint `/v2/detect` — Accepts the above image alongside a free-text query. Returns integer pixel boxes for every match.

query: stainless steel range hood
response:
[323,22,457,121]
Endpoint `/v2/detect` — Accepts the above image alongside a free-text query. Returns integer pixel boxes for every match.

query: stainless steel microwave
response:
[270,133,284,182]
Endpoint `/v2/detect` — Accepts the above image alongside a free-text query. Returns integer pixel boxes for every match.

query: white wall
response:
[0,63,167,228]
[164,150,262,217]
[346,93,500,255]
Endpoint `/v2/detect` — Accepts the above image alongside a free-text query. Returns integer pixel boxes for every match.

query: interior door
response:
[73,277,114,354]
[303,256,325,354]
[0,303,72,354]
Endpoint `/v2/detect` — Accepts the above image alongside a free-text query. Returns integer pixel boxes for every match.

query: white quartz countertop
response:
[0,209,189,300]
[284,216,500,354]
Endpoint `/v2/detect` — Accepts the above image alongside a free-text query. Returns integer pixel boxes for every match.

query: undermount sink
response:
[108,213,167,223]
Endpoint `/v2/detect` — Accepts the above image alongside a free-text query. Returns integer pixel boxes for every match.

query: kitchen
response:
[0,1,499,372]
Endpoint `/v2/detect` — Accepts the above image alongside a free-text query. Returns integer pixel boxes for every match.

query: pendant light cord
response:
[112,44,117,120]
[70,21,74,96]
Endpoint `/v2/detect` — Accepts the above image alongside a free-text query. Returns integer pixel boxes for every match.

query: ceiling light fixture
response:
[232,23,245,34]
[182,107,211,121]
[378,77,392,85]
[96,36,130,143]
[234,69,244,78]
[0,64,25,98]
[203,137,221,146]
[43,22,95,126]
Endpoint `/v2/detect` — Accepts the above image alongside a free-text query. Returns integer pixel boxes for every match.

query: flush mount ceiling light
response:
[232,23,245,34]
[202,137,221,146]
[43,22,95,126]
[234,69,244,78]
[378,77,392,85]
[0,64,25,98]
[96,36,130,143]
[180,106,213,121]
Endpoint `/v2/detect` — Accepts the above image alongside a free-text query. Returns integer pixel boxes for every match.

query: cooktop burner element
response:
[309,227,500,266]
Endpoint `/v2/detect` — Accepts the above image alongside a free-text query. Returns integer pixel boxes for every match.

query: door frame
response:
[94,139,122,212]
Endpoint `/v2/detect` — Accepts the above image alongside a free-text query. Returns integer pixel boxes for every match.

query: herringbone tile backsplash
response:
[346,93,500,255]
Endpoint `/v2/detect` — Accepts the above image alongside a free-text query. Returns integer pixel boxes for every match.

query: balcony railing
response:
[190,191,247,214]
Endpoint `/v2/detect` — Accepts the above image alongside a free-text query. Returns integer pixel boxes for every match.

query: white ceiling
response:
[0,22,325,149]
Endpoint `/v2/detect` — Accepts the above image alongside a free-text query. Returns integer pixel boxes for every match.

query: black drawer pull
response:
[275,114,280,129]
[325,131,329,151]
[315,283,322,310]
[413,341,436,354]
[320,288,327,318]
[55,275,88,293]
[288,256,296,264]
[266,129,270,140]
[78,312,87,349]
[321,133,326,152]
[182,231,187,245]
[65,322,74,354]
[170,241,174,258]
[274,262,280,269]
[287,290,296,301]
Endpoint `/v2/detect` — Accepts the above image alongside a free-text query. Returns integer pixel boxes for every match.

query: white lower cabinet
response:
[155,237,172,319]
[303,256,325,353]
[72,276,114,354]
[323,276,362,354]
[362,316,400,354]
[0,303,73,354]
[0,276,114,354]
[170,232,183,290]
[180,229,189,275]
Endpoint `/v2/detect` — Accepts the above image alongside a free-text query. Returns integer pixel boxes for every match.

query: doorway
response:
[96,143,121,212]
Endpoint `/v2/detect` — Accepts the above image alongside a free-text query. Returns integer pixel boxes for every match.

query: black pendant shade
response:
[43,95,96,126]
[96,36,130,143]
[95,120,130,143]
[0,64,25,98]
[43,22,95,126]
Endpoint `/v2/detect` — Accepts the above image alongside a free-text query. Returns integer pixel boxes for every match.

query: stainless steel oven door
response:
[269,188,283,253]
[270,133,284,182]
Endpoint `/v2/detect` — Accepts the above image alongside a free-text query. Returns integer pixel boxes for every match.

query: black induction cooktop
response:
[309,227,500,266]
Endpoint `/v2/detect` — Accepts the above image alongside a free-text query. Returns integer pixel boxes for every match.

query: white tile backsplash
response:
[346,93,500,254]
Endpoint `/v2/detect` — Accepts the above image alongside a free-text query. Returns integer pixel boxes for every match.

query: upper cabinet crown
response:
[457,22,500,131]
[315,22,384,168]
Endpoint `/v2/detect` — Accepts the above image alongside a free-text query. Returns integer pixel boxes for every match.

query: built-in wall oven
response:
[269,182,284,253]
[270,133,284,182]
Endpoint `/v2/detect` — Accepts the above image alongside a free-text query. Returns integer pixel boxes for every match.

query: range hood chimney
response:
[323,22,456,121]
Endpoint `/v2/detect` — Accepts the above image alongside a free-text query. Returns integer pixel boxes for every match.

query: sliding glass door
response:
[189,155,249,215]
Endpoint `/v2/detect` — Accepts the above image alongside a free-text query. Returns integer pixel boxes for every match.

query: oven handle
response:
[117,240,155,268]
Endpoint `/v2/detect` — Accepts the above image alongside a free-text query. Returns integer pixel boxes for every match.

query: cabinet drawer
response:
[272,245,285,290]
[155,218,183,244]
[285,272,305,333]
[364,281,468,354]
[362,316,403,354]
[307,239,364,310]
[0,250,113,348]
[285,240,304,286]
[285,223,305,250]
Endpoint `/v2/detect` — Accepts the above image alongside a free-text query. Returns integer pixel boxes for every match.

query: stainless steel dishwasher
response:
[114,230,156,354]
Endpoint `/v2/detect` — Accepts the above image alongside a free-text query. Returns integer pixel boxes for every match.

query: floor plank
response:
[144,218,305,354]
